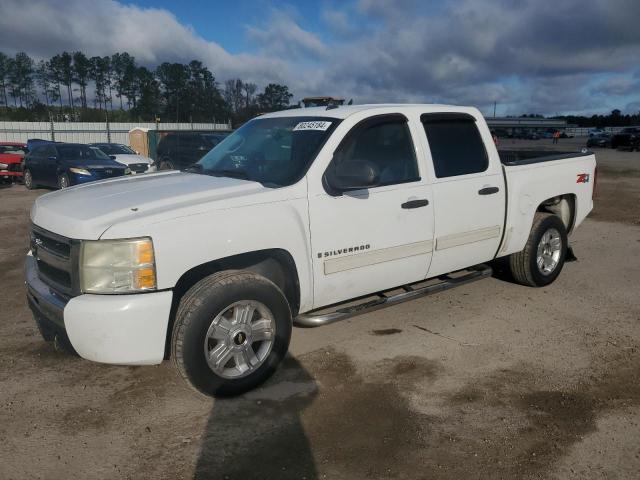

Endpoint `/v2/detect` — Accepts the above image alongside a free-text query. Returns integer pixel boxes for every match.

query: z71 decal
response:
[576,173,590,183]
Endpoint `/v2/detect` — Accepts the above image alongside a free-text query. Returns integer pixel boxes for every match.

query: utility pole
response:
[493,101,497,118]
[105,111,111,143]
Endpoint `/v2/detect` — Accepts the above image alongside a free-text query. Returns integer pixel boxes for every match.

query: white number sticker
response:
[293,121,332,131]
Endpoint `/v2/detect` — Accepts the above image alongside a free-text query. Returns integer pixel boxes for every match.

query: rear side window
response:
[30,146,46,156]
[421,114,488,178]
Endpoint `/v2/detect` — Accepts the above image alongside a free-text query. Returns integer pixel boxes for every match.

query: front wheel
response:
[58,173,70,189]
[171,270,292,397]
[509,213,568,287]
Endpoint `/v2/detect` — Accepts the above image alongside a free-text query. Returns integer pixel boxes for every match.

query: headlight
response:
[69,167,91,176]
[124,168,132,175]
[0,163,7,169]
[80,237,156,293]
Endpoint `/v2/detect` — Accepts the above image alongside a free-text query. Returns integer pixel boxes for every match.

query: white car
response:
[27,104,596,397]
[90,143,156,174]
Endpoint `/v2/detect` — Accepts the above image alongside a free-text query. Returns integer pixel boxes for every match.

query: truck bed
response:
[498,149,591,166]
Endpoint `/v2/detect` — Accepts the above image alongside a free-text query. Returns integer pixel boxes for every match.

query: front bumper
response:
[26,254,173,365]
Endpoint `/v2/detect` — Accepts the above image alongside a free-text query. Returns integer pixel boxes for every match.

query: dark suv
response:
[611,127,640,150]
[23,143,129,190]
[156,132,229,170]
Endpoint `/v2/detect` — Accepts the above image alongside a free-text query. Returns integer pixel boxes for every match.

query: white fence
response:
[0,121,232,144]
[566,126,628,137]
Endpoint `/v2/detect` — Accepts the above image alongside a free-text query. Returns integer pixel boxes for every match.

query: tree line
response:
[0,50,294,125]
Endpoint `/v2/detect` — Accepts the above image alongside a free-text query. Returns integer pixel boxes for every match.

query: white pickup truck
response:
[26,104,596,396]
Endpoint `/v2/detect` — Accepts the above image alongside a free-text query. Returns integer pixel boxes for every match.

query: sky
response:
[1,0,639,117]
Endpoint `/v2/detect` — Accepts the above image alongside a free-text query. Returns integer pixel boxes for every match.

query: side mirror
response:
[326,160,380,193]
[109,155,116,160]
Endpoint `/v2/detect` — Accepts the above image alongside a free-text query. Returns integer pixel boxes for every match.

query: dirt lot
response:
[1,139,639,479]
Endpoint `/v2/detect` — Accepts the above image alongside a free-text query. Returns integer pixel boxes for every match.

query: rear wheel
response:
[23,169,36,189]
[509,213,567,287]
[159,158,175,170]
[171,270,292,397]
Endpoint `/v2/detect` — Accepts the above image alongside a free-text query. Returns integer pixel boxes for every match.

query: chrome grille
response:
[30,225,79,298]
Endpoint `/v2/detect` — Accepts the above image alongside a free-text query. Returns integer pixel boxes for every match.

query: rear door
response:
[419,112,506,277]
[30,145,54,184]
[41,145,60,186]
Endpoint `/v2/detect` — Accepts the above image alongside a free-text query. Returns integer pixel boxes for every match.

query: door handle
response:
[401,199,429,209]
[478,187,499,195]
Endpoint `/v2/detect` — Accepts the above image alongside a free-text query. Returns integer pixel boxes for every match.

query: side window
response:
[421,115,488,178]
[30,146,45,157]
[43,146,57,158]
[333,116,420,186]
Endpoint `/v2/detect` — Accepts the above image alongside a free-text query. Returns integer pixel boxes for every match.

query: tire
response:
[508,213,567,287]
[58,173,70,189]
[159,158,175,170]
[171,270,292,397]
[23,169,36,190]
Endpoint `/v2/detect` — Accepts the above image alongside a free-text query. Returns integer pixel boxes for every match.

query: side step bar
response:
[294,264,492,328]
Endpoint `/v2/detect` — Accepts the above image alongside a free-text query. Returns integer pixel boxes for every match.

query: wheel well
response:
[164,249,300,359]
[536,194,576,233]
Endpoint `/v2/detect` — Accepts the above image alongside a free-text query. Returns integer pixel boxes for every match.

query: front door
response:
[419,112,506,277]
[308,114,435,309]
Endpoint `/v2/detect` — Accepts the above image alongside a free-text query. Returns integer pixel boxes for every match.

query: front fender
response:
[101,192,314,312]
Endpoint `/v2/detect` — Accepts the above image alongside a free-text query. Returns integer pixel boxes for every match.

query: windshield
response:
[58,145,111,161]
[96,144,135,155]
[195,116,340,187]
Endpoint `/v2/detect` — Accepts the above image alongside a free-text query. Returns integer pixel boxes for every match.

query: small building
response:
[485,117,567,137]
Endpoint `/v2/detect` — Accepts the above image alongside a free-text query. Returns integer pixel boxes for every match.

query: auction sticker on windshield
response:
[293,121,332,131]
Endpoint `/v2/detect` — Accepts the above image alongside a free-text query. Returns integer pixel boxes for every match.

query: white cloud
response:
[1,0,639,114]
[0,0,289,84]
[246,10,328,60]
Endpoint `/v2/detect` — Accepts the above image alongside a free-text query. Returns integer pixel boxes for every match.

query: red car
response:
[0,142,27,184]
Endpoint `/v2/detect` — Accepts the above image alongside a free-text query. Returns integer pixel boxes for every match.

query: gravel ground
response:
[1,140,639,479]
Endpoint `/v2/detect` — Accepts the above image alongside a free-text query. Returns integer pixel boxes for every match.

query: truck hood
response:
[31,171,269,239]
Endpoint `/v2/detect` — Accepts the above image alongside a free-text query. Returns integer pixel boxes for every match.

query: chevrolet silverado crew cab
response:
[26,104,596,396]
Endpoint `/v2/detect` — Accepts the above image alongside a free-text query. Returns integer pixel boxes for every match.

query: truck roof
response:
[260,104,479,120]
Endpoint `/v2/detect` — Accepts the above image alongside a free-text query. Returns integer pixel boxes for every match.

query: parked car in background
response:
[0,142,27,185]
[586,133,612,148]
[90,143,156,174]
[588,128,605,137]
[611,127,640,150]
[559,131,574,138]
[156,132,230,170]
[23,143,130,190]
